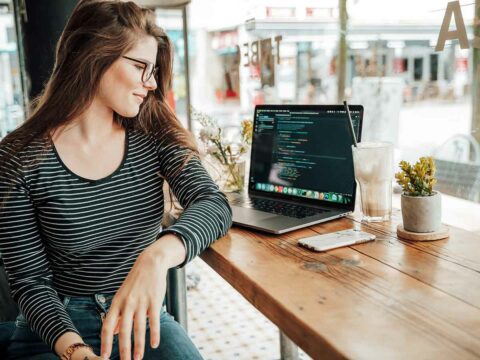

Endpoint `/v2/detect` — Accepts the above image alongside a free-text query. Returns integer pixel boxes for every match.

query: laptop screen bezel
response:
[247,104,364,212]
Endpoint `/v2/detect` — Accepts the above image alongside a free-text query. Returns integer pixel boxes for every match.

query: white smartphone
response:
[298,229,376,252]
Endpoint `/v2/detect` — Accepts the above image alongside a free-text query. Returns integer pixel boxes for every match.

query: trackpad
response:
[232,206,275,223]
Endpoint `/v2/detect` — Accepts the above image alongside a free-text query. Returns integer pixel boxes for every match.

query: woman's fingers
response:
[101,306,120,359]
[114,318,121,335]
[99,256,168,359]
[148,303,162,349]
[118,308,134,360]
[133,310,147,360]
[101,298,163,359]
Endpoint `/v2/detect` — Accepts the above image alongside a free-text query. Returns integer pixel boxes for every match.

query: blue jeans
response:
[7,293,203,360]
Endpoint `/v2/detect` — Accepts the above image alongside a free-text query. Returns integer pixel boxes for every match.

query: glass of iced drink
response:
[352,142,394,222]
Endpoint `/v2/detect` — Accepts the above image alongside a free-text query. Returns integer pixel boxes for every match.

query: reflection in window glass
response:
[430,54,438,81]
[413,58,423,81]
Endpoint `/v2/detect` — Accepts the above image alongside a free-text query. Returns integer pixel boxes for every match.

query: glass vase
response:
[202,154,246,193]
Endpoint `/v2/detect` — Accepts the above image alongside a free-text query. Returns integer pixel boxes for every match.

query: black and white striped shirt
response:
[0,127,232,349]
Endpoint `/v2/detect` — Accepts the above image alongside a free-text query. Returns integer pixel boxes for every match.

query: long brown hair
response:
[0,0,197,206]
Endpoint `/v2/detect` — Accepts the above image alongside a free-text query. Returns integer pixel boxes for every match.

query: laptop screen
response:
[248,105,363,209]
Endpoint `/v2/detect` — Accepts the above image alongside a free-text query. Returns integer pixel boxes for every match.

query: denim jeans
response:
[7,293,203,360]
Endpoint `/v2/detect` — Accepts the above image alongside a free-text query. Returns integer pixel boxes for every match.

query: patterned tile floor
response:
[185,258,311,360]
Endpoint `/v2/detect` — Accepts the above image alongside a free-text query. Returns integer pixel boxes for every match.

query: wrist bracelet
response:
[61,342,94,360]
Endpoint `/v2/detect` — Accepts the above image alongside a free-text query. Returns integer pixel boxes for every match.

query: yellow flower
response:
[241,119,253,145]
[395,156,437,196]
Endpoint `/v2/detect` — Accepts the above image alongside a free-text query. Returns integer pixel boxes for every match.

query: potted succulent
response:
[395,156,441,233]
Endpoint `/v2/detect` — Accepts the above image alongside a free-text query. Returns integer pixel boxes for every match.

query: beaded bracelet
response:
[61,342,94,360]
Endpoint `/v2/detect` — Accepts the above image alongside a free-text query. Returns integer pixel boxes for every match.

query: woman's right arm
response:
[0,146,97,358]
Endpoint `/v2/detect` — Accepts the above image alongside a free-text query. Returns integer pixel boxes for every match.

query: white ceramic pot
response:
[401,191,441,233]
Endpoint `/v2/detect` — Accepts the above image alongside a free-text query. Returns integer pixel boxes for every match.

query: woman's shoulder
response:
[129,126,198,160]
[0,139,24,182]
[0,133,47,154]
[0,135,49,174]
[130,126,175,148]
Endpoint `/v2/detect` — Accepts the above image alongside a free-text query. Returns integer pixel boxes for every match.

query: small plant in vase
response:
[395,156,441,233]
[192,107,252,193]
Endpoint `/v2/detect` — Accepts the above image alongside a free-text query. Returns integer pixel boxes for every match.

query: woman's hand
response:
[100,248,169,360]
[71,346,106,360]
[55,332,106,360]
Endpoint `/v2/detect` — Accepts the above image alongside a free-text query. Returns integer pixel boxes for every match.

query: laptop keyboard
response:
[230,197,329,219]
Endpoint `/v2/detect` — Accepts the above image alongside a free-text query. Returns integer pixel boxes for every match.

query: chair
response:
[435,159,480,202]
[0,258,18,358]
[433,134,480,203]
[162,208,189,332]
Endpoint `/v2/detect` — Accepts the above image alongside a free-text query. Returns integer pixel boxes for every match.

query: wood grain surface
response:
[397,224,450,241]
[199,210,480,360]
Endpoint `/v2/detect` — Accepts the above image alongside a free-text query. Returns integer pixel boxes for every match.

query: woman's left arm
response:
[100,140,232,360]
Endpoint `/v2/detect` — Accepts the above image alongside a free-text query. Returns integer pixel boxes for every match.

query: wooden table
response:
[199,210,480,359]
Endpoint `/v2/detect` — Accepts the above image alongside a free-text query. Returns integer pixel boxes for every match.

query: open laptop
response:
[227,104,363,234]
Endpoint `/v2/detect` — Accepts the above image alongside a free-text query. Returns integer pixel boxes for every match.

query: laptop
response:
[227,104,363,234]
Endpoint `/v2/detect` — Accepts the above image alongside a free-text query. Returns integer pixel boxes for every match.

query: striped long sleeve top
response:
[0,127,232,349]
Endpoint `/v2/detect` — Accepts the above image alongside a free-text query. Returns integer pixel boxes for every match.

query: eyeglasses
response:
[122,55,158,83]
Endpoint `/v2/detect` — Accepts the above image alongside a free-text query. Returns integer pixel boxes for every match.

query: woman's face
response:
[97,36,158,118]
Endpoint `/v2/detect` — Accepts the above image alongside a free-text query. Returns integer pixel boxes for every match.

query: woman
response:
[0,1,232,359]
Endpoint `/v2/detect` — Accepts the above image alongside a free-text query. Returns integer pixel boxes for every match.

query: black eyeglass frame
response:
[122,55,158,83]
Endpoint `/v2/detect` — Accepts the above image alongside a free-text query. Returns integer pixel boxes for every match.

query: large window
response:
[188,0,480,229]
[1,0,477,228]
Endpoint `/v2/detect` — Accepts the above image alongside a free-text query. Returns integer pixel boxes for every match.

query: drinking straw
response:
[343,100,358,147]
